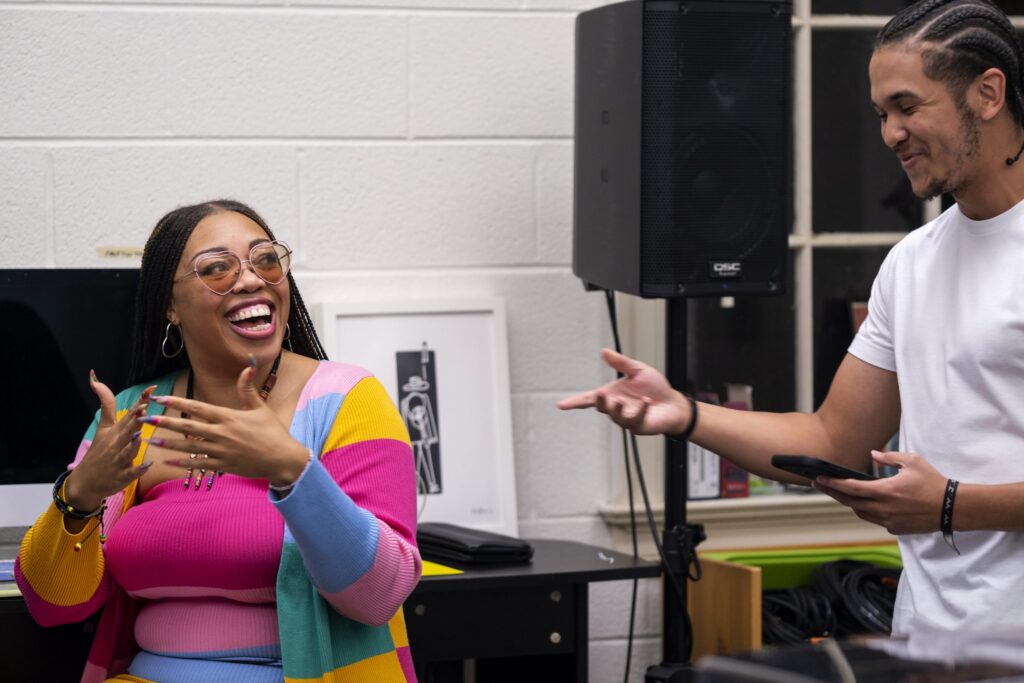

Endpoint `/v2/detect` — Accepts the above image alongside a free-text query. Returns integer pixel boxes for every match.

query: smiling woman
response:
[14,200,421,683]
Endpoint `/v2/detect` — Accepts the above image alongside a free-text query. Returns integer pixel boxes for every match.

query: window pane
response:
[812,0,914,15]
[812,246,893,407]
[687,251,796,412]
[812,30,924,232]
[813,1,1024,14]
[815,1,1024,16]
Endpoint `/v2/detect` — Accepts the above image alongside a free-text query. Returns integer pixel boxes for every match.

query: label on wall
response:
[96,246,144,259]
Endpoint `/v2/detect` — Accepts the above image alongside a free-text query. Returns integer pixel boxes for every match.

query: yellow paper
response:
[421,560,462,576]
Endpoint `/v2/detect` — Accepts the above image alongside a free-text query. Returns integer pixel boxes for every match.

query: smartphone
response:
[771,454,877,482]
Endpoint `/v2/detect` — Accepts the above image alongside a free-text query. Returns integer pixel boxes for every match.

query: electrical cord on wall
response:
[604,291,696,673]
[416,470,429,522]
[605,291,640,683]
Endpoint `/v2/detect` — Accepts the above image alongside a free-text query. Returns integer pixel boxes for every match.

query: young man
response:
[560,0,1024,638]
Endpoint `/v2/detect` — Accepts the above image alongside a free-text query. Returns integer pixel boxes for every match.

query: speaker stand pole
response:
[646,297,704,683]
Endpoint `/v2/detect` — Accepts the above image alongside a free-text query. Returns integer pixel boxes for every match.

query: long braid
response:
[287,281,328,360]
[876,0,1024,130]
[127,206,202,384]
[126,199,327,386]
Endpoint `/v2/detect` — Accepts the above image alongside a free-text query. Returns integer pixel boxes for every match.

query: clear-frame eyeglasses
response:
[174,240,293,295]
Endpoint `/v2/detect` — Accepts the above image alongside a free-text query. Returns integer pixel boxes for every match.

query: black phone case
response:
[771,454,877,481]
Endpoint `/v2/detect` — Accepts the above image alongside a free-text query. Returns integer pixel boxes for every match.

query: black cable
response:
[762,587,836,644]
[604,290,695,666]
[760,561,899,645]
[605,292,637,558]
[812,560,900,636]
[629,429,696,659]
[606,290,639,683]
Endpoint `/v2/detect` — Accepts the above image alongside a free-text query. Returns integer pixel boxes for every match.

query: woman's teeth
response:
[227,304,272,323]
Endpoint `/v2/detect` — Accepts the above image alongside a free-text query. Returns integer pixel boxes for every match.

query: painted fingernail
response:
[141,460,154,469]
[89,369,98,383]
[131,430,142,441]
[152,396,169,405]
[166,459,181,467]
[143,437,165,447]
[137,416,160,425]
[247,353,257,370]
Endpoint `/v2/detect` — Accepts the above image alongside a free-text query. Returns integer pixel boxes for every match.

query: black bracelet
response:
[668,393,699,442]
[53,469,106,520]
[940,478,960,556]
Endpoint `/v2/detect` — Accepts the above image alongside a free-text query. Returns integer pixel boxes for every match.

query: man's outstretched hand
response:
[557,349,691,436]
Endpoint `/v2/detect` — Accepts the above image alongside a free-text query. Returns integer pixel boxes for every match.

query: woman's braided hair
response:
[126,199,327,386]
[876,0,1024,129]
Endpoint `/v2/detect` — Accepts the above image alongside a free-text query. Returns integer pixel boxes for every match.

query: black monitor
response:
[1,269,139,526]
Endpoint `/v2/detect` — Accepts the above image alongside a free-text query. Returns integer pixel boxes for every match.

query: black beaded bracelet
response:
[53,469,109,551]
[53,469,106,520]
[668,393,699,443]
[940,478,960,556]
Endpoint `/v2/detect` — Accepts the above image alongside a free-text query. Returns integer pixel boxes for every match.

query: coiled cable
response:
[761,559,901,644]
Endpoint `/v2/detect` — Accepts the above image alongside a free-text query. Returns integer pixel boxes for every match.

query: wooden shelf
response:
[599,493,893,553]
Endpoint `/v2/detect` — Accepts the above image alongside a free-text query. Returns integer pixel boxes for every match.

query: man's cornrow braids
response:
[877,0,950,42]
[876,0,1024,130]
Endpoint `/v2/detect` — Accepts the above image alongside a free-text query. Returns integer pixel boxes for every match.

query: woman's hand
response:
[813,449,946,534]
[64,373,156,512]
[144,360,309,487]
[557,348,692,436]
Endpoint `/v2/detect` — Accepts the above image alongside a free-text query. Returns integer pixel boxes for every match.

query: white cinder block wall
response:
[0,1,663,679]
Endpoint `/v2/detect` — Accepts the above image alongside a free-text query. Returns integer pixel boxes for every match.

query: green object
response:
[748,475,785,496]
[703,544,902,591]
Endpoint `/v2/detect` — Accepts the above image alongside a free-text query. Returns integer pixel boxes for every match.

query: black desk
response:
[0,539,659,682]
[408,538,661,683]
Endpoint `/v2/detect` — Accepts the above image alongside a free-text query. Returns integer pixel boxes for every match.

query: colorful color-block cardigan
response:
[15,361,422,682]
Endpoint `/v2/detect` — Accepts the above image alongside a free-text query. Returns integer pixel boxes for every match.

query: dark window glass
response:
[687,251,796,413]
[813,1,1024,14]
[812,0,914,14]
[812,247,893,407]
[812,30,924,232]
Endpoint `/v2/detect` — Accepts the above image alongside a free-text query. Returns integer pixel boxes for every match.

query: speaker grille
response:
[641,2,791,296]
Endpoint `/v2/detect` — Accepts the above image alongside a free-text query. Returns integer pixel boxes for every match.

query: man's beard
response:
[918,104,981,200]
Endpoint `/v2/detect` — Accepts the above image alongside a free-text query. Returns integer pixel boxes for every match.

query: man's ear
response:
[974,67,1008,122]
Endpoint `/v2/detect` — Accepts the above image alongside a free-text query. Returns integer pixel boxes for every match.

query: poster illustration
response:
[397,343,442,495]
[317,299,518,535]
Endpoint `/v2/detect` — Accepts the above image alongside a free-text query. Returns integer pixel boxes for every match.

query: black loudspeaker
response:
[574,0,792,298]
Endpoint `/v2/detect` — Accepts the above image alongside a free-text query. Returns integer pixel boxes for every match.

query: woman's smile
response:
[225,299,278,339]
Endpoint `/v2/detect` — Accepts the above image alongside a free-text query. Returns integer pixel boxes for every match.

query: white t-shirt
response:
[849,199,1024,636]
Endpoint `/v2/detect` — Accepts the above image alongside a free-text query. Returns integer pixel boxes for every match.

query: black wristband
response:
[668,393,699,442]
[53,469,106,520]
[940,478,960,555]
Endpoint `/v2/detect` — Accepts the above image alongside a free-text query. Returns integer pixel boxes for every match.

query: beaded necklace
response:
[182,351,282,490]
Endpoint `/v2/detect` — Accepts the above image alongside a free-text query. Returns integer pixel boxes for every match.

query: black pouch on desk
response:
[417,522,534,565]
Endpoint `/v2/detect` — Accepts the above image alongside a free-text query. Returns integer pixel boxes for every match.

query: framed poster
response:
[316,298,518,536]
